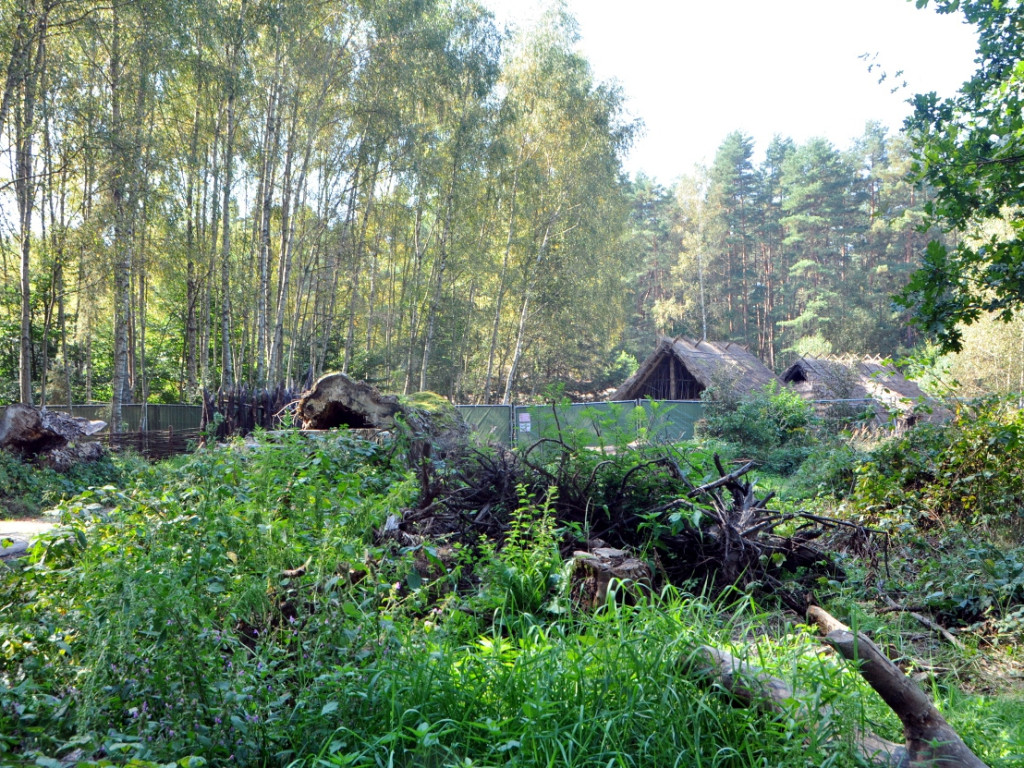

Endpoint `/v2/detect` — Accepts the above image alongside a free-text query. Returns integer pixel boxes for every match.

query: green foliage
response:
[785,441,867,500]
[478,486,564,622]
[849,398,1024,528]
[914,539,1024,623]
[0,451,143,519]
[2,432,1022,766]
[699,381,817,474]
[901,1,1024,351]
[0,431,414,761]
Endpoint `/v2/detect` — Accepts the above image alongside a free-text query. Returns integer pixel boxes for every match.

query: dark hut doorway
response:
[642,354,703,400]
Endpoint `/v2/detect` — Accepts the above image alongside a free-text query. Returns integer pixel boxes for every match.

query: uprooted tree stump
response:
[570,546,653,609]
[0,404,107,471]
[298,373,402,431]
[297,373,469,485]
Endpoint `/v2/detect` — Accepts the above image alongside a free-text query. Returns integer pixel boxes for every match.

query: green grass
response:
[0,430,1021,767]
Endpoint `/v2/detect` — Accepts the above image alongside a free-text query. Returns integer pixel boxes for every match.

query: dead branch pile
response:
[388,435,861,605]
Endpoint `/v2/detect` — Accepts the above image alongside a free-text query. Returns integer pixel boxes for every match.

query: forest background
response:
[2,0,1016,423]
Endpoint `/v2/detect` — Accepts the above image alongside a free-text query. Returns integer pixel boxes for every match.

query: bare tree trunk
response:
[184,107,202,396]
[109,11,131,433]
[218,3,245,388]
[14,5,45,405]
[502,222,551,404]
[420,155,459,393]
[219,83,237,388]
[483,163,519,404]
[255,57,282,387]
[269,93,303,383]
[202,113,222,389]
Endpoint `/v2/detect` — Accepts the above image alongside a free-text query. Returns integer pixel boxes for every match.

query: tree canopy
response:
[900,0,1024,352]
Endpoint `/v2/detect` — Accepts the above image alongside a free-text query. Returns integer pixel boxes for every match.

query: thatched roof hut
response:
[781,356,943,423]
[612,336,779,401]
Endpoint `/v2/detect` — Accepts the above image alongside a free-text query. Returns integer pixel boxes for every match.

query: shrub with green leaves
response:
[699,381,817,474]
[849,398,1024,529]
[0,449,142,518]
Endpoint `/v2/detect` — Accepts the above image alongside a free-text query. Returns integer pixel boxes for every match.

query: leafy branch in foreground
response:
[901,0,1024,351]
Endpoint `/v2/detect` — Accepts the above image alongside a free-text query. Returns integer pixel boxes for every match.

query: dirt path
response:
[0,518,56,560]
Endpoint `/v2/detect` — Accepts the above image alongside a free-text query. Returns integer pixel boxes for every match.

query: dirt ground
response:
[0,518,56,559]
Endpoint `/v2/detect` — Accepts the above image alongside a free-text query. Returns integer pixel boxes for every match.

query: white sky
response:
[483,0,980,183]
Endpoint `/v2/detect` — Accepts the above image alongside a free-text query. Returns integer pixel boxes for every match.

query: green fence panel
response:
[513,402,641,447]
[640,400,704,443]
[512,400,705,447]
[456,405,513,446]
[1,401,697,446]
[0,404,203,433]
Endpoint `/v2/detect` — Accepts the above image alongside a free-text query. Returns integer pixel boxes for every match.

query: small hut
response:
[612,336,779,401]
[781,356,943,424]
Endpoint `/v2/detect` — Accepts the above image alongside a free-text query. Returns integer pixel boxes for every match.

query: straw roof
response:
[781,356,939,422]
[612,336,779,401]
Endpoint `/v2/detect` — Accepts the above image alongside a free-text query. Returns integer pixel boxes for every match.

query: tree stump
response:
[570,547,652,609]
[297,373,402,430]
[296,373,469,469]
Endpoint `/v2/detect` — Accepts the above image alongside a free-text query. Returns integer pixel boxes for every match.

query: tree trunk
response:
[807,606,988,768]
[109,10,131,434]
[255,55,282,387]
[482,162,519,404]
[14,3,45,405]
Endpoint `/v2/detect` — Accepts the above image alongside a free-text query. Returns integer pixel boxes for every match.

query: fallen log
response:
[686,645,909,766]
[807,606,988,768]
[0,404,107,471]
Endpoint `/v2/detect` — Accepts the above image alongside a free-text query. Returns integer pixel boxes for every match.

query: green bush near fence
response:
[0,451,142,518]
[698,382,817,474]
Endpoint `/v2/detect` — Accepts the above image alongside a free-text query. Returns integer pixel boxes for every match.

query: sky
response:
[483,0,980,184]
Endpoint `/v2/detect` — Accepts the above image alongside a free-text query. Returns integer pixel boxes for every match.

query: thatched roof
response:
[780,356,945,424]
[612,336,779,401]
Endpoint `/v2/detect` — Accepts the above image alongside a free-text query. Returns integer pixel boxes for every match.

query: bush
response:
[786,442,867,500]
[698,381,817,475]
[849,398,1024,529]
[0,450,137,518]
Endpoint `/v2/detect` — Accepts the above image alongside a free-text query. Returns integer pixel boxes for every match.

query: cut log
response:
[0,404,107,471]
[807,606,988,768]
[570,547,652,609]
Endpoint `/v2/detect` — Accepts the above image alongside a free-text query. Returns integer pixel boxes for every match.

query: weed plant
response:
[0,431,1019,766]
[0,450,145,518]
[698,382,817,475]
[850,397,1024,530]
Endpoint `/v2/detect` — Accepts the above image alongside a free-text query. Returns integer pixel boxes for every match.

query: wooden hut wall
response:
[635,355,704,400]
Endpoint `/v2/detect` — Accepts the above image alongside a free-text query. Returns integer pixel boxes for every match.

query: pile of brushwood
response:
[299,373,857,609]
[390,436,854,612]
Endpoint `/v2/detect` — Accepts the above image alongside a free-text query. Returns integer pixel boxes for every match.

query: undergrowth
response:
[0,428,1019,766]
[0,450,147,519]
